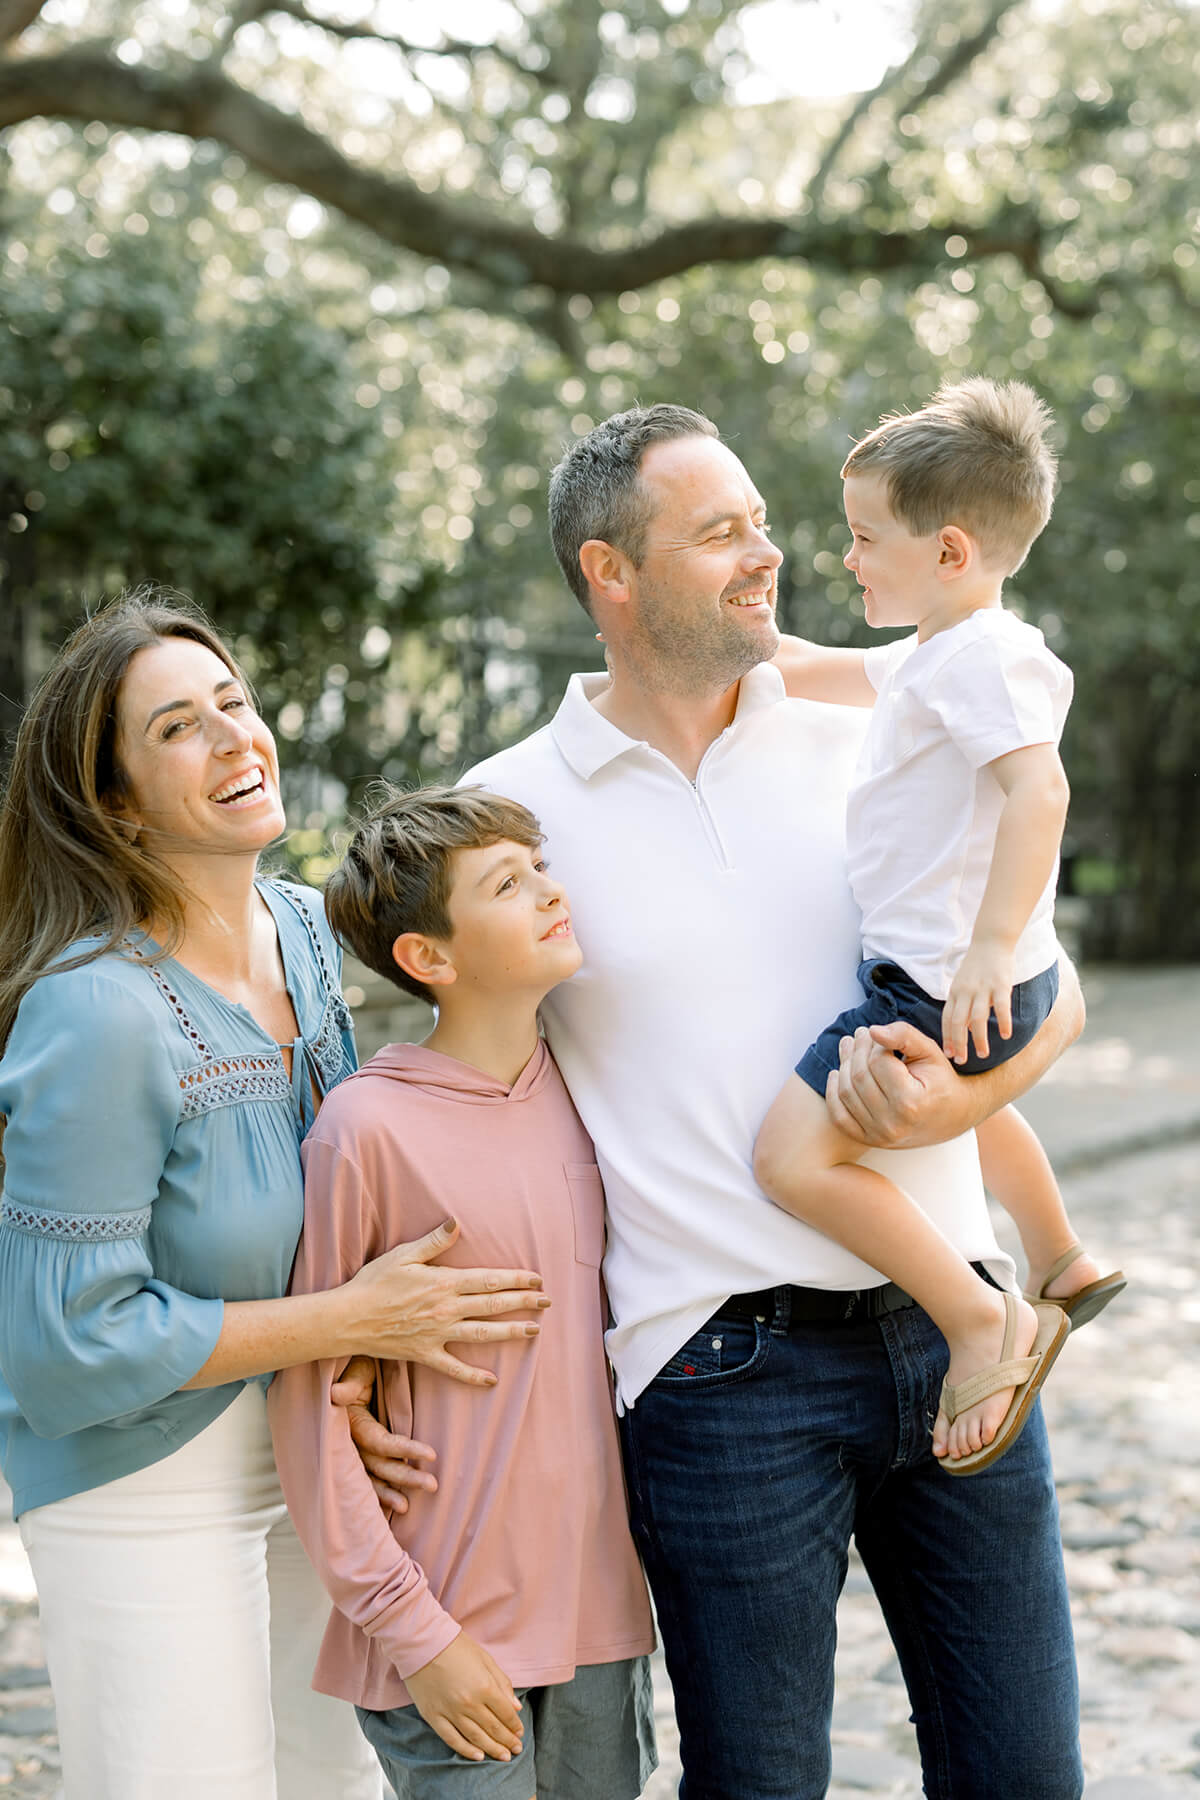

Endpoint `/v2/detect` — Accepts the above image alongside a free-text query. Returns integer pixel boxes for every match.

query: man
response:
[363,405,1085,1799]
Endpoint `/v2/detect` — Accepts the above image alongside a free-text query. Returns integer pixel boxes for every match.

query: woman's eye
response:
[161,718,187,739]
[222,695,247,713]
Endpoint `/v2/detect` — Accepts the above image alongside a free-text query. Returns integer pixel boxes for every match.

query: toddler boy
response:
[755,377,1123,1474]
[269,785,656,1798]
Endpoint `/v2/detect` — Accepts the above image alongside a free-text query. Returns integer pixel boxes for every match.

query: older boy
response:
[269,786,656,1800]
[756,378,1123,1471]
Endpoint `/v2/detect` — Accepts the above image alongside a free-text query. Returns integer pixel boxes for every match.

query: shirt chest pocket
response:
[563,1162,606,1268]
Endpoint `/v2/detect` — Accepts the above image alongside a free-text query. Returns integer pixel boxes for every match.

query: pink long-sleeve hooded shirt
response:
[268,1039,654,1710]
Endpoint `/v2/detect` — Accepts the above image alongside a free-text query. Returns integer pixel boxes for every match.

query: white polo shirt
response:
[466,665,1013,1410]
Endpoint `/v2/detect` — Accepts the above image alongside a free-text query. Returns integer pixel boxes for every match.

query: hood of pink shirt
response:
[347,1037,555,1106]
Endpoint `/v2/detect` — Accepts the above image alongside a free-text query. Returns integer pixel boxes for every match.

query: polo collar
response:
[550,662,787,781]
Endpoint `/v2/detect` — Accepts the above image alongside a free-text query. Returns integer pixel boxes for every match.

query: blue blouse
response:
[0,880,356,1517]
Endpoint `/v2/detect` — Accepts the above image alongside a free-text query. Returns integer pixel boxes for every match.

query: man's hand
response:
[405,1631,523,1764]
[331,1358,438,1513]
[824,1022,980,1149]
[826,952,1084,1150]
[942,939,1015,1065]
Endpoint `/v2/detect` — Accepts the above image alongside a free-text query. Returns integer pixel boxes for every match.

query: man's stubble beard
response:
[629,595,781,698]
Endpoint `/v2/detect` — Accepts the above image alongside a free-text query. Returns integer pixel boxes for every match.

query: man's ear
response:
[935,525,974,580]
[392,932,457,990]
[578,539,634,611]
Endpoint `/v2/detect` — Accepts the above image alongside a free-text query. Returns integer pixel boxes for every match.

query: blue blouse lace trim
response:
[127,884,351,1118]
[0,1199,153,1242]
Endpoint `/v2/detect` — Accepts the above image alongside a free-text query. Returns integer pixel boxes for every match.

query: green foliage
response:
[1,0,1197,952]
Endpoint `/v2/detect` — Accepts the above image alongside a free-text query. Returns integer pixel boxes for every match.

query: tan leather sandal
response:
[938,1292,1070,1478]
[1024,1242,1126,1330]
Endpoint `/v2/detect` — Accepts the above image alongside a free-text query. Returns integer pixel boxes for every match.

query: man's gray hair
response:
[548,404,720,617]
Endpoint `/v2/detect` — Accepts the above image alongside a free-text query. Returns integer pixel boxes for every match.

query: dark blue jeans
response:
[620,1297,1082,1800]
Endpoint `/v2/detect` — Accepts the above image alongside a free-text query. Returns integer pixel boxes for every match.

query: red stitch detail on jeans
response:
[683,1364,696,1375]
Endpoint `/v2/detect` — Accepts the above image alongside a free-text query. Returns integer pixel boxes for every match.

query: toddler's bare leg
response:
[976,1105,1104,1299]
[754,1076,1043,1462]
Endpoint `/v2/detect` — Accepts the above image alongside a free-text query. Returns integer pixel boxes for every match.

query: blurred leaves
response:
[0,0,1197,950]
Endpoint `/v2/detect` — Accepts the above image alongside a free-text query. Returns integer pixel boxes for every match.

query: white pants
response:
[19,1384,383,1800]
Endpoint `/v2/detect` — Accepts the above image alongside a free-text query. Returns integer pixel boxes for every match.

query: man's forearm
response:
[826,952,1085,1151]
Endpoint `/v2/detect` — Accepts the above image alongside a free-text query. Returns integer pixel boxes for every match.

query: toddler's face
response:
[842,473,940,631]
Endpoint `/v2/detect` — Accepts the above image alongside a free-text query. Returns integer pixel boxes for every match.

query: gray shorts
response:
[356,1656,657,1800]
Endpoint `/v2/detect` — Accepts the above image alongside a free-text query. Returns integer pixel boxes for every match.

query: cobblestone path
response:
[4,971,1198,1797]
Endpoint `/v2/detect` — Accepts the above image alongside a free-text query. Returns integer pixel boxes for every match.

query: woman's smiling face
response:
[113,636,285,866]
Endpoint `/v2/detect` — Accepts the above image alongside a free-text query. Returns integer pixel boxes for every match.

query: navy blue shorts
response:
[795,957,1060,1097]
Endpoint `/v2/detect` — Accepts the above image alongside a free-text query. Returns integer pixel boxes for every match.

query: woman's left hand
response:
[332,1357,437,1513]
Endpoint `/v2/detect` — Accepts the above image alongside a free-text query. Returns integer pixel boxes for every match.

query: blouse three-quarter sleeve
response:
[0,963,225,1438]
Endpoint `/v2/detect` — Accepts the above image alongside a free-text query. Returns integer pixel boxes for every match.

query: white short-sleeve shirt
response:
[850,609,1073,1001]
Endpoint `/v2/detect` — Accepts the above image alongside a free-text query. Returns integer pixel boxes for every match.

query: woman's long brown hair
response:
[0,590,251,1052]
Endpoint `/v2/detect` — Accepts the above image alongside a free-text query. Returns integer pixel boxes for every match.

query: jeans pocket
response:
[564,1162,605,1267]
[656,1317,764,1385]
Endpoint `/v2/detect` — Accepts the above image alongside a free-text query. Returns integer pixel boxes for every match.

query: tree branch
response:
[0,0,48,47]
[261,1,546,84]
[811,0,1020,209]
[0,45,1103,314]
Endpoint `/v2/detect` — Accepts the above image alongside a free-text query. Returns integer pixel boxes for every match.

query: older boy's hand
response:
[406,1631,524,1763]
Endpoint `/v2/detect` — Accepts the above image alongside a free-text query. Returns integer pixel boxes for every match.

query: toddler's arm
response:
[942,742,1070,1064]
[773,635,875,707]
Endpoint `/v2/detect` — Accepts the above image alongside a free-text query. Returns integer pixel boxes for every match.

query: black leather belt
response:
[716,1280,918,1327]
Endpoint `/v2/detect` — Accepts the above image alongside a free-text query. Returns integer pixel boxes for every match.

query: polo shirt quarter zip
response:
[646,739,733,871]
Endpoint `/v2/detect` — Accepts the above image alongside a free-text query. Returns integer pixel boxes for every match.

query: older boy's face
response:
[842,473,940,630]
[441,839,582,997]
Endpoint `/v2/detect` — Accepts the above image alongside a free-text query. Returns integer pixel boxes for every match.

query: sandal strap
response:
[940,1355,1038,1423]
[1035,1243,1083,1296]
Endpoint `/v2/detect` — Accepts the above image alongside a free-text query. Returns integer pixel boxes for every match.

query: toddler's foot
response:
[1025,1242,1126,1329]
[1029,1245,1104,1302]
[932,1291,1042,1465]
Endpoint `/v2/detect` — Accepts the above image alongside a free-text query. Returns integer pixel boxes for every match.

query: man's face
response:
[624,435,783,691]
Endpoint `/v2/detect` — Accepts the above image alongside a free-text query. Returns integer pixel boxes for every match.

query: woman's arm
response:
[182,1218,548,1390]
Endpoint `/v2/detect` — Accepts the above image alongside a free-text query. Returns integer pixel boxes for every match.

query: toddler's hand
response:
[942,942,1015,1065]
[405,1631,523,1764]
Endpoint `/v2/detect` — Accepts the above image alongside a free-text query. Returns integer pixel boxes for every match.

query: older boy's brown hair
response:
[841,377,1058,573]
[325,784,544,1005]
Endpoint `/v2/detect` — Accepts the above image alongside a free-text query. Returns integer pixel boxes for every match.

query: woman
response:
[0,592,548,1799]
